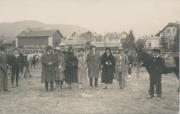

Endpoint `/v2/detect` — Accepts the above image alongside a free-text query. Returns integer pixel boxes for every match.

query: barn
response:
[16,29,63,53]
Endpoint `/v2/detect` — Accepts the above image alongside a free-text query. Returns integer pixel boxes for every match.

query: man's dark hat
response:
[152,48,161,53]
[105,47,111,51]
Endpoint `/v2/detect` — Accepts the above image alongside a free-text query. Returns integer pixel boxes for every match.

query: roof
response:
[17,29,63,38]
[156,23,180,36]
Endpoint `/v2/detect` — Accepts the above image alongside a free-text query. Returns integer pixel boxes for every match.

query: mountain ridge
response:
[0,20,89,41]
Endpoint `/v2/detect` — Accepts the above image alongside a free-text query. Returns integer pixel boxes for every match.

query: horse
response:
[136,49,179,91]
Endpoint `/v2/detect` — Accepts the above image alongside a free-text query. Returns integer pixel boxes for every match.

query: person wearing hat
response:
[101,47,115,89]
[115,48,129,89]
[9,48,22,87]
[148,48,165,99]
[65,46,78,89]
[0,46,8,91]
[86,45,101,88]
[54,46,65,91]
[41,46,57,91]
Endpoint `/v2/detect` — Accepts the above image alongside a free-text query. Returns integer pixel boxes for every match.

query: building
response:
[0,40,15,50]
[16,29,63,53]
[156,22,180,51]
[143,35,161,49]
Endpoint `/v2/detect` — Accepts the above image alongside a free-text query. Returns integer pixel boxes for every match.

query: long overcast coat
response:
[65,52,78,84]
[86,52,101,78]
[41,53,57,83]
[0,51,8,91]
[101,52,115,84]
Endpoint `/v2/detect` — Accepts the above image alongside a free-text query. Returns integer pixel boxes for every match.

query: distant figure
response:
[54,47,65,91]
[23,53,32,78]
[86,46,101,88]
[31,54,37,69]
[0,46,8,91]
[65,47,78,89]
[9,48,22,87]
[77,48,87,89]
[115,48,129,89]
[19,52,25,77]
[41,46,57,91]
[101,47,115,89]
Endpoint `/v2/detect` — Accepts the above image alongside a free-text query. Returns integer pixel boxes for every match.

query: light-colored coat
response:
[115,53,129,81]
[77,53,88,83]
[86,52,101,78]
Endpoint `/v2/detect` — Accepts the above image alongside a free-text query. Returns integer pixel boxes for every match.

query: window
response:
[166,29,170,34]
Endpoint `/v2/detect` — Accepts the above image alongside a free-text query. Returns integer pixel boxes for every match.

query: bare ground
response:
[0,66,179,114]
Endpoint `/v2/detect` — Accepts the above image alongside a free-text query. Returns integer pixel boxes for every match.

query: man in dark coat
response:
[65,47,78,89]
[41,46,57,91]
[9,48,22,87]
[148,48,165,99]
[0,46,8,91]
[101,47,115,89]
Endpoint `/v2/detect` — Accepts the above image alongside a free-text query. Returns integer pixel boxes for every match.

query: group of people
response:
[0,46,40,91]
[0,44,169,99]
[41,45,130,91]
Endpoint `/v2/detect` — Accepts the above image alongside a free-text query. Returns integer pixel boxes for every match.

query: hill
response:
[0,20,89,41]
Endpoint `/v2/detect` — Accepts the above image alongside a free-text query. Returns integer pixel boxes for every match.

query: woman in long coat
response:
[101,47,115,89]
[77,48,87,89]
[115,49,129,89]
[65,47,78,88]
[86,46,101,88]
[41,46,57,91]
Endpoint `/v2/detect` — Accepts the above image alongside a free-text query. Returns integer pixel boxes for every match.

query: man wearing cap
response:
[41,46,57,91]
[148,48,165,98]
[0,46,8,91]
[9,48,22,87]
[54,46,65,91]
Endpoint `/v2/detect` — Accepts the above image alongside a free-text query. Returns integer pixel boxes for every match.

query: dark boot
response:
[45,82,48,91]
[50,82,53,91]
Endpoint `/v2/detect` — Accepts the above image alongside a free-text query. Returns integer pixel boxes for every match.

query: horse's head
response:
[136,48,144,63]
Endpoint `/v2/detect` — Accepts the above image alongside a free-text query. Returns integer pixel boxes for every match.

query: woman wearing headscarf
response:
[101,47,115,89]
[65,46,78,89]
[41,46,57,91]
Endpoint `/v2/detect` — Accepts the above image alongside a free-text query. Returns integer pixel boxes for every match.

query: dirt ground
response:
[0,65,179,114]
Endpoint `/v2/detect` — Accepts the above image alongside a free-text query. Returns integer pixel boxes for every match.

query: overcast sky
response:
[0,0,179,36]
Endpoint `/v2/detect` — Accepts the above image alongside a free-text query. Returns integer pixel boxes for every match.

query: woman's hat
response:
[152,48,161,53]
[12,48,19,52]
